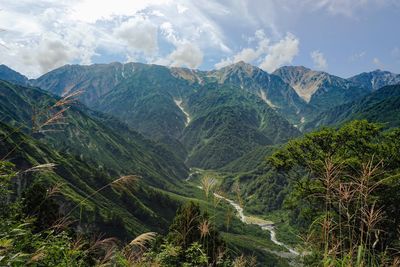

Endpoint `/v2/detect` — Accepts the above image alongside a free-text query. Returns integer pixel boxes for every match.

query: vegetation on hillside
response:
[182,84,299,169]
[267,120,400,265]
[305,84,400,131]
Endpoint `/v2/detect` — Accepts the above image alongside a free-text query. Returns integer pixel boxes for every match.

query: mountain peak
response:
[276,65,311,73]
[349,69,400,91]
[224,61,257,70]
[274,65,353,104]
[0,64,29,85]
[217,61,261,77]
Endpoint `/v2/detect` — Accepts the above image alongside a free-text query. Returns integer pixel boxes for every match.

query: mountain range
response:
[1,62,399,171]
[1,61,399,265]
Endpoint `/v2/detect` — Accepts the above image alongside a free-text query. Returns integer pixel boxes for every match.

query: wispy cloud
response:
[311,50,328,70]
[0,0,399,77]
[372,57,384,69]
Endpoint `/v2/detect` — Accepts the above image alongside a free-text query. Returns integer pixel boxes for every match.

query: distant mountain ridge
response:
[304,84,400,130]
[0,64,29,86]
[1,62,399,170]
[273,66,370,111]
[27,62,303,169]
[348,69,400,91]
[0,80,188,187]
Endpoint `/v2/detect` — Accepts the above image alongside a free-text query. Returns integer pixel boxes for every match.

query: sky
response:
[0,0,399,78]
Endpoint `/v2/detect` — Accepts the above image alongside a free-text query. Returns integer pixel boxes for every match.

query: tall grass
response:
[305,157,393,266]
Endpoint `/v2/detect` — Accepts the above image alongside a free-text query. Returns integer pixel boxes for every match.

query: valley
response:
[1,61,399,266]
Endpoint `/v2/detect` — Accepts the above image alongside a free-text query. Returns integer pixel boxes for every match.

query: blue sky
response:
[0,0,399,78]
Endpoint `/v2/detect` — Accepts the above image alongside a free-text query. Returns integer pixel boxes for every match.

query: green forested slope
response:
[181,84,300,169]
[0,122,181,239]
[304,84,400,130]
[0,80,188,189]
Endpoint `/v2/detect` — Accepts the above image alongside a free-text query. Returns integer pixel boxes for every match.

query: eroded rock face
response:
[348,69,400,91]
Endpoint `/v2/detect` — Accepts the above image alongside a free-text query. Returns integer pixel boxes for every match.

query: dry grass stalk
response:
[124,232,157,264]
[307,156,391,265]
[31,89,83,134]
[90,236,118,252]
[199,219,211,239]
[391,257,400,267]
[110,175,140,193]
[200,175,216,199]
[29,249,46,263]
[50,216,75,231]
[233,254,247,267]
[45,182,64,199]
[128,232,157,249]
[213,189,224,207]
[71,235,86,251]
[55,89,84,107]
[247,255,257,267]
[66,174,140,217]
[89,235,118,266]
[21,163,57,174]
[361,203,384,232]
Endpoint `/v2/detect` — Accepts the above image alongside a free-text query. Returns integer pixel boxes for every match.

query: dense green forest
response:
[1,59,400,266]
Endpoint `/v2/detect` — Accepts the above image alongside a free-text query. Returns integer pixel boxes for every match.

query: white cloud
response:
[69,0,170,23]
[114,16,158,55]
[259,33,299,72]
[311,50,328,70]
[215,30,269,69]
[23,39,77,73]
[215,31,299,72]
[167,43,204,68]
[177,4,188,14]
[1,0,397,77]
[295,0,400,17]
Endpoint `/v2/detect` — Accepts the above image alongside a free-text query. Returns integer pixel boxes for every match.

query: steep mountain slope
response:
[32,63,196,158]
[348,69,400,91]
[206,62,310,124]
[26,63,302,169]
[304,84,400,130]
[0,64,28,86]
[0,80,188,189]
[0,121,181,239]
[31,62,138,106]
[93,64,197,140]
[273,66,369,111]
[181,84,300,169]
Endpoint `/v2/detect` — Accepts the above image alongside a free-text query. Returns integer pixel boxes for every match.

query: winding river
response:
[190,171,299,258]
[211,191,299,256]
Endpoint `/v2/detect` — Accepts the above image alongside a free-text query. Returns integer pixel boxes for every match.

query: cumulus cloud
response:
[114,16,158,55]
[259,33,299,72]
[156,22,203,68]
[168,43,204,68]
[1,0,398,77]
[310,50,328,70]
[215,31,299,72]
[24,39,77,73]
[215,29,269,69]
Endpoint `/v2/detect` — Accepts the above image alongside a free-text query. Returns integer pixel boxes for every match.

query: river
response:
[212,190,299,256]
